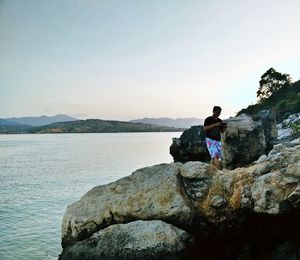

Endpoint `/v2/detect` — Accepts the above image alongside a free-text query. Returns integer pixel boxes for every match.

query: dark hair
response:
[213,106,222,112]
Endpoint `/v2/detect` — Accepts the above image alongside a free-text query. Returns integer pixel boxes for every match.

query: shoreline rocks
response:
[59,112,300,259]
[60,140,300,259]
[170,111,278,169]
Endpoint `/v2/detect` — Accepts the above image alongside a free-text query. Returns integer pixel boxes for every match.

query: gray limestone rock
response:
[61,163,194,247]
[251,171,300,214]
[222,114,267,169]
[59,220,193,260]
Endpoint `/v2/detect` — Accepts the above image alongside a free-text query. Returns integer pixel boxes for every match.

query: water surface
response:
[0,132,181,259]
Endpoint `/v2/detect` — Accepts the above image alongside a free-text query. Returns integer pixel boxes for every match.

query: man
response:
[203,106,227,169]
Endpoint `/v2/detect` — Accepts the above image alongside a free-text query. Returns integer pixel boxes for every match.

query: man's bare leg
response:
[213,157,221,170]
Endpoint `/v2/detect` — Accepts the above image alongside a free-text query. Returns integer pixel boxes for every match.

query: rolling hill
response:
[28,119,184,134]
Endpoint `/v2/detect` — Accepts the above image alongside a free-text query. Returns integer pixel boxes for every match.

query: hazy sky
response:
[1,0,300,120]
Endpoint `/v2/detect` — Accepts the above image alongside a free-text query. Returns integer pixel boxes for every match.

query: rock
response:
[222,114,267,169]
[277,112,300,142]
[277,127,293,141]
[186,166,257,223]
[290,138,300,145]
[61,144,300,259]
[170,111,278,169]
[61,163,194,247]
[169,125,210,162]
[255,154,268,163]
[255,110,278,150]
[251,172,297,214]
[180,161,217,179]
[288,185,300,209]
[251,146,300,214]
[180,161,215,202]
[210,195,227,208]
[59,220,193,260]
[240,186,253,209]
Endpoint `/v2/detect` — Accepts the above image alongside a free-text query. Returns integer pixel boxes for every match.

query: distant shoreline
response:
[0,119,185,134]
[0,130,184,135]
[0,131,184,135]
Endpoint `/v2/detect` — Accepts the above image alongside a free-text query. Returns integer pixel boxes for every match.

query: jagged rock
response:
[251,171,299,214]
[169,125,210,162]
[251,145,300,214]
[59,220,193,260]
[222,114,274,169]
[61,163,194,247]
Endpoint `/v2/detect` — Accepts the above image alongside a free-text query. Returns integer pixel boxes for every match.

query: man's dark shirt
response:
[204,116,222,141]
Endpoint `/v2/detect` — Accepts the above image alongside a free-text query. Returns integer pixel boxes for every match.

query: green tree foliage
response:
[237,69,300,122]
[257,68,292,100]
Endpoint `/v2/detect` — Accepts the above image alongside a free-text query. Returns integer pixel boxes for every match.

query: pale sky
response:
[1,0,300,121]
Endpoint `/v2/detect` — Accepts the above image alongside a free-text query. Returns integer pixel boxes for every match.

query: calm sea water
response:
[0,132,181,260]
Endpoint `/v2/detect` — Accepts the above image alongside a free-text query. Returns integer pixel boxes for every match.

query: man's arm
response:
[204,122,222,131]
[220,123,227,133]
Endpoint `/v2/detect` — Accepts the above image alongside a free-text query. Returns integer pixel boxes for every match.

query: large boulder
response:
[222,113,277,169]
[169,125,210,162]
[222,114,266,169]
[222,111,278,169]
[59,220,193,260]
[251,143,300,214]
[61,163,194,247]
[61,142,300,259]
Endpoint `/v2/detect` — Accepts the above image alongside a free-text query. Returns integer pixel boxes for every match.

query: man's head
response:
[213,106,222,118]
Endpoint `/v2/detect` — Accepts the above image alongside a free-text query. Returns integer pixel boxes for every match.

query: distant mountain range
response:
[0,114,202,134]
[1,114,78,126]
[0,118,26,126]
[130,117,204,128]
[0,115,184,134]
